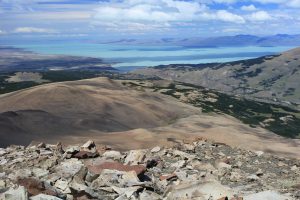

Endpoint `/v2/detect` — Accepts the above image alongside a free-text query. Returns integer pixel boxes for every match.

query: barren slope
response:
[0,77,200,146]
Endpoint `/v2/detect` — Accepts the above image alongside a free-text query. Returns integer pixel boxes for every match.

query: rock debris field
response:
[0,138,299,200]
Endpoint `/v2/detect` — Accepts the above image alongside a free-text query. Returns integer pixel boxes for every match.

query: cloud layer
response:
[0,0,299,37]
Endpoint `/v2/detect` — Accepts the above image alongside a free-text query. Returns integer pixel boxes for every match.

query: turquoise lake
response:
[12,43,296,69]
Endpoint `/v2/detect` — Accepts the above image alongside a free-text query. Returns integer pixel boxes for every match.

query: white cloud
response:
[215,10,245,23]
[14,27,57,33]
[247,11,273,21]
[286,0,300,8]
[92,0,245,32]
[0,30,5,34]
[241,4,257,11]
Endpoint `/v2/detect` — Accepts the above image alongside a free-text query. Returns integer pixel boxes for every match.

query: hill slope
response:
[0,78,299,158]
[0,77,200,146]
[134,47,300,109]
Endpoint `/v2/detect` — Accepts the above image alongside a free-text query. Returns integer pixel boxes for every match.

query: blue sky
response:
[0,0,300,40]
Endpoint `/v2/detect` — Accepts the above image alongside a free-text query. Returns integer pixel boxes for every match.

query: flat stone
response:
[151,146,161,153]
[32,168,49,178]
[165,180,234,200]
[0,158,7,166]
[102,151,122,160]
[111,186,141,197]
[244,191,292,200]
[29,194,62,200]
[39,150,53,156]
[8,169,32,180]
[247,175,260,182]
[0,186,28,200]
[54,159,83,179]
[139,190,161,200]
[0,179,6,189]
[54,180,71,194]
[124,150,147,165]
[87,162,146,176]
[217,162,232,169]
[90,169,140,188]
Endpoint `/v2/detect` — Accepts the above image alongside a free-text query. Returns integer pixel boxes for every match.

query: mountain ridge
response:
[134,47,300,110]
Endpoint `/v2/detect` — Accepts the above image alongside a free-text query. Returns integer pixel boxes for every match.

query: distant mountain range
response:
[102,34,300,47]
[134,47,300,110]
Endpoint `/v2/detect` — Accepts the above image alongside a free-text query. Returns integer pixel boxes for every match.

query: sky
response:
[0,0,300,40]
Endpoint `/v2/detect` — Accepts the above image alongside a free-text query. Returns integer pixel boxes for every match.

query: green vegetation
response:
[141,81,300,139]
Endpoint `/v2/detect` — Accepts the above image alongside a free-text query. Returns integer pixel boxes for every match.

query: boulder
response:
[124,150,147,165]
[54,180,71,194]
[54,159,84,179]
[80,140,97,154]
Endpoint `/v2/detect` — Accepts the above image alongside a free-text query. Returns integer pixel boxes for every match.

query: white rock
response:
[91,169,140,188]
[255,151,264,157]
[139,190,161,200]
[0,159,7,166]
[151,146,161,153]
[8,169,32,180]
[217,162,232,169]
[244,190,292,200]
[80,140,97,153]
[32,168,49,178]
[54,180,71,194]
[0,186,28,200]
[173,150,195,160]
[0,148,7,156]
[54,159,83,179]
[111,186,141,197]
[124,150,147,165]
[166,180,234,200]
[30,194,62,200]
[102,151,122,160]
[0,172,5,178]
[171,160,186,169]
[247,174,260,181]
[0,179,5,189]
[39,150,53,156]
[291,165,298,171]
[65,146,79,154]
[183,144,195,151]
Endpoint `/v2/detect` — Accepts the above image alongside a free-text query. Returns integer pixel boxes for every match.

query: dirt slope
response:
[0,77,200,146]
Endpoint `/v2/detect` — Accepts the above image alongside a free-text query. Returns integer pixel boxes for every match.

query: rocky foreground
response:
[0,138,299,200]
